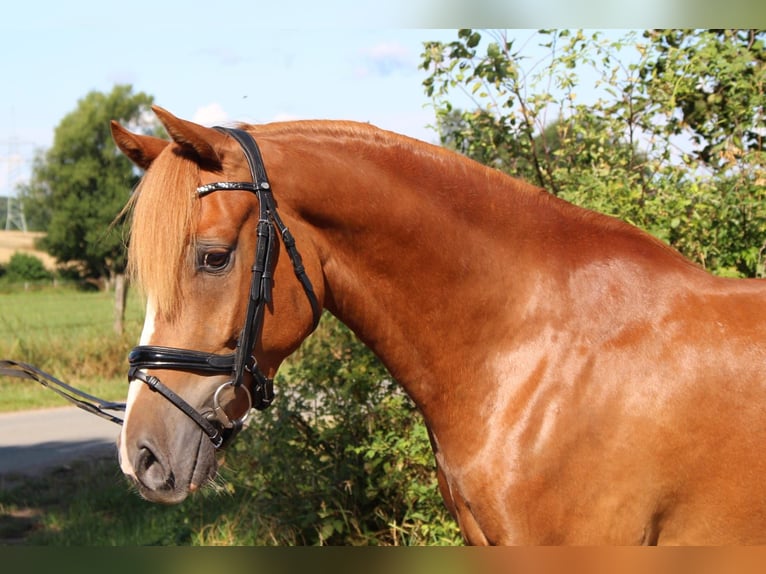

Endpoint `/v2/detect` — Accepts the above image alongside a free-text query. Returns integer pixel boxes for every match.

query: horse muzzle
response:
[127,345,263,449]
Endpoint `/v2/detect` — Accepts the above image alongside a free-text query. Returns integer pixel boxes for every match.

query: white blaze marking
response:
[119,297,157,477]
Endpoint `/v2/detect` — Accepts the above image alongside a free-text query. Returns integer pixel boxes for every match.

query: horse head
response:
[112,106,323,503]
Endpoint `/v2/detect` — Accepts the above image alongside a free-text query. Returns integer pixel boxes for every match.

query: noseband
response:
[128,127,321,449]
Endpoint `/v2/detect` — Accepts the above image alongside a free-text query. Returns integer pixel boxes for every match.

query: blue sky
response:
[1,0,760,195]
[1,27,452,142]
[1,1,491,195]
[0,20,464,194]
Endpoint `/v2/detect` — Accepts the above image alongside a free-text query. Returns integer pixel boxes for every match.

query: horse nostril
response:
[134,443,175,493]
[136,445,156,473]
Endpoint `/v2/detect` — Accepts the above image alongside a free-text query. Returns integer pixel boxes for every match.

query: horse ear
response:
[110,121,169,170]
[151,105,225,169]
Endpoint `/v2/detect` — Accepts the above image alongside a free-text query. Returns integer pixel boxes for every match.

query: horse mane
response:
[124,118,691,320]
[126,146,200,319]
[124,120,385,319]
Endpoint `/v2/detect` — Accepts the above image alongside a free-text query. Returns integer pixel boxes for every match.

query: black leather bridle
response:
[127,127,321,449]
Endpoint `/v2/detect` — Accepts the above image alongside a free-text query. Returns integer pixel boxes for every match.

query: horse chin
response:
[134,482,193,505]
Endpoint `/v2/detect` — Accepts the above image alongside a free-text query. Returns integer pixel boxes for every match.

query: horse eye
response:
[200,250,231,272]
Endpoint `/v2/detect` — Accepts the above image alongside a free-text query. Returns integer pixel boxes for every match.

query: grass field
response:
[0,283,456,546]
[0,284,260,546]
[0,285,260,546]
[0,286,144,411]
[0,230,143,410]
[0,285,162,545]
[0,455,242,545]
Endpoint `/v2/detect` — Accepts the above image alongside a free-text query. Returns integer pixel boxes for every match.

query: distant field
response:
[0,230,56,270]
[0,287,144,411]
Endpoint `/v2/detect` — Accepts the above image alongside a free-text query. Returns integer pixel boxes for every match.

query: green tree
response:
[20,85,157,332]
[638,29,765,170]
[422,29,766,277]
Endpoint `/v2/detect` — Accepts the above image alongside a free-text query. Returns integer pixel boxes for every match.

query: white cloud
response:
[357,41,415,78]
[192,103,229,126]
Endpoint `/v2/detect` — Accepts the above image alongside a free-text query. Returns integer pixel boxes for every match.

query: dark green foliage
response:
[422,29,766,278]
[216,314,462,545]
[640,30,765,169]
[4,252,51,282]
[19,85,156,281]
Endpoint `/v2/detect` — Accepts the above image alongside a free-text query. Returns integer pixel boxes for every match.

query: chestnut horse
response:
[112,106,766,545]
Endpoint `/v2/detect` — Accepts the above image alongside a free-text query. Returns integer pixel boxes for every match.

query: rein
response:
[128,127,321,448]
[0,360,125,425]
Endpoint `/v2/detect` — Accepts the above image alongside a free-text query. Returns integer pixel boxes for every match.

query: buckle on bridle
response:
[242,355,274,410]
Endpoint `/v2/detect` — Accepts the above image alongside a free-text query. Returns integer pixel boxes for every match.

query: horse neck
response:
[260,124,560,407]
[259,121,722,430]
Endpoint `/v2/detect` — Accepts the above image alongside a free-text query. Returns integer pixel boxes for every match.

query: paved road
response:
[0,407,121,476]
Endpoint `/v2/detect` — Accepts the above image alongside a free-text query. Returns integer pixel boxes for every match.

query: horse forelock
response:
[127,146,200,319]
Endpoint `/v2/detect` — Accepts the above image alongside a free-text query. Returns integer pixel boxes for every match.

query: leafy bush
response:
[4,252,52,282]
[422,29,766,278]
[211,314,463,545]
